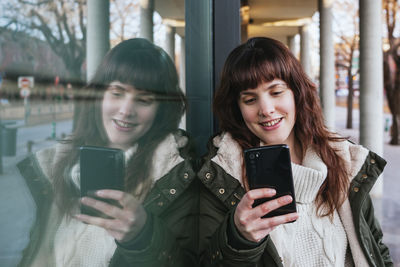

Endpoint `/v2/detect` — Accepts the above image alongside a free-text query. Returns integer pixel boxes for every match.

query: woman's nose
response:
[259,97,275,117]
[118,99,135,117]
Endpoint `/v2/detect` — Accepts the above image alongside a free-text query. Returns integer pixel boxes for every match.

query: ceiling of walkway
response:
[155,0,318,44]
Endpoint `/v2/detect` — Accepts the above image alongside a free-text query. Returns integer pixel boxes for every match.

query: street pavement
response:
[0,106,399,266]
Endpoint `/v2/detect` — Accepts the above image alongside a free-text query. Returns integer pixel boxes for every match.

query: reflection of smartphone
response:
[79,146,125,217]
[244,144,296,219]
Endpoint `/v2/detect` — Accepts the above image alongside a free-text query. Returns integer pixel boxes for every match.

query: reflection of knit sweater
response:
[269,149,348,267]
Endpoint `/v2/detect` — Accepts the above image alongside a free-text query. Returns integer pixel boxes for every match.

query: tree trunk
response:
[390,113,399,145]
[346,69,354,129]
[392,64,400,145]
[383,51,399,145]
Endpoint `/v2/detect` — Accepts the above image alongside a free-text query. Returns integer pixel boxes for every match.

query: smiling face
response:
[238,79,297,150]
[102,81,159,150]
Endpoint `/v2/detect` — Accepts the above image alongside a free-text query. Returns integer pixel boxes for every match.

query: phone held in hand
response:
[79,146,125,217]
[244,144,297,220]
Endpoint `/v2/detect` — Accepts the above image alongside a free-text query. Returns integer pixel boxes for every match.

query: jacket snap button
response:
[370,159,376,164]
[205,172,211,179]
[219,188,225,194]
[183,173,189,179]
[231,201,236,206]
[362,174,368,179]
[158,201,164,206]
[170,189,176,195]
[353,187,359,192]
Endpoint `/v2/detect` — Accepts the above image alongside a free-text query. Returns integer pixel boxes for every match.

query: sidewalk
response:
[335,106,400,266]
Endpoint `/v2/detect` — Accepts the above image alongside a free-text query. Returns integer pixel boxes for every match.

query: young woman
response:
[198,37,392,266]
[17,38,197,267]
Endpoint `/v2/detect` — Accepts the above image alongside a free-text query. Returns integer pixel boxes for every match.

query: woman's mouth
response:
[260,118,282,127]
[113,119,136,129]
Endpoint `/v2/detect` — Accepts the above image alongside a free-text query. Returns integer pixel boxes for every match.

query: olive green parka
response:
[17,131,198,267]
[197,133,393,267]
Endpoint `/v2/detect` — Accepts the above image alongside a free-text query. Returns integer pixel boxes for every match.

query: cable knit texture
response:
[269,148,348,267]
[32,133,187,267]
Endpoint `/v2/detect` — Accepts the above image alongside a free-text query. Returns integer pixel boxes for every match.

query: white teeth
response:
[262,118,281,127]
[114,120,133,128]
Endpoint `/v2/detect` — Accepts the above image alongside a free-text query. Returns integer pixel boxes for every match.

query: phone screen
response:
[244,144,296,218]
[79,146,125,217]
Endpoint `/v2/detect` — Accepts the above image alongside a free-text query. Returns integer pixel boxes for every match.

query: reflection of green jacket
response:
[17,131,198,267]
[198,133,393,267]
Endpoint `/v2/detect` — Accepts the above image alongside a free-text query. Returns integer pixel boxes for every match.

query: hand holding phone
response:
[79,146,125,217]
[233,188,298,242]
[244,144,297,218]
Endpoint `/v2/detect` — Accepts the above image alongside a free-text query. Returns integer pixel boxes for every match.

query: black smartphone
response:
[79,146,125,217]
[244,144,296,219]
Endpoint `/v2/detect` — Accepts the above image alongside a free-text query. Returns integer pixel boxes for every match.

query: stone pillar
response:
[288,35,297,58]
[359,0,384,196]
[179,37,186,93]
[86,0,110,81]
[319,0,335,129]
[165,26,176,62]
[179,37,186,130]
[300,24,311,77]
[140,0,154,42]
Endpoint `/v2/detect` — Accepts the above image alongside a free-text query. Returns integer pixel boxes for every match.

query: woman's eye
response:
[243,97,256,104]
[107,87,124,97]
[271,91,283,96]
[111,90,123,96]
[136,97,155,105]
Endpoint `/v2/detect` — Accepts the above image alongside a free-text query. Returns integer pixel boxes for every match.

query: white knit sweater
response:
[269,149,349,267]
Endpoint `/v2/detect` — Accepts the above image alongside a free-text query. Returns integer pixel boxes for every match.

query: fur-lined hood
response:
[210,132,370,185]
[35,132,188,185]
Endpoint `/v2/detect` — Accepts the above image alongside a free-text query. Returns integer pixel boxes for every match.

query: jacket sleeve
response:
[200,208,267,267]
[109,159,198,267]
[362,195,393,267]
[198,169,267,267]
[109,215,196,267]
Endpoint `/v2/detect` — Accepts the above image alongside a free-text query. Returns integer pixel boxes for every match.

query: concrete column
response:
[288,35,297,58]
[359,0,384,196]
[179,37,186,130]
[86,0,110,81]
[179,37,186,93]
[139,0,154,42]
[165,26,176,62]
[300,24,311,77]
[319,0,335,129]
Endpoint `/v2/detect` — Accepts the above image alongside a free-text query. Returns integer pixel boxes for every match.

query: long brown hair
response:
[213,37,348,217]
[53,38,186,215]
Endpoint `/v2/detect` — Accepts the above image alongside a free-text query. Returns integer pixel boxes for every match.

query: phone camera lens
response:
[249,153,255,160]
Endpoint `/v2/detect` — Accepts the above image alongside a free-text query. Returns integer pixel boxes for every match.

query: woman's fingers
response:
[241,188,276,208]
[234,189,298,242]
[95,189,135,207]
[253,212,299,231]
[77,191,148,242]
[81,196,125,219]
[252,195,294,219]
